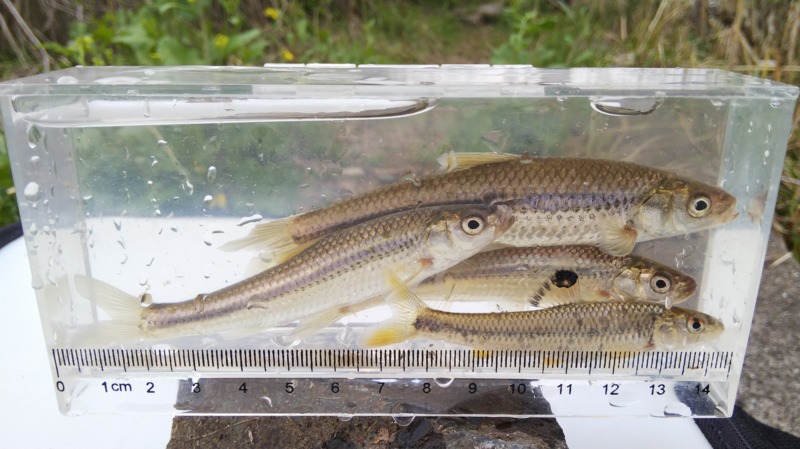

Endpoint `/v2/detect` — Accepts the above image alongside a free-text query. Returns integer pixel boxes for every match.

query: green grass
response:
[0,0,798,257]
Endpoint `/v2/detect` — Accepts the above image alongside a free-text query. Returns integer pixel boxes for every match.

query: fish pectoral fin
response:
[290,296,386,340]
[220,216,315,265]
[360,280,426,348]
[598,216,638,256]
[436,151,520,172]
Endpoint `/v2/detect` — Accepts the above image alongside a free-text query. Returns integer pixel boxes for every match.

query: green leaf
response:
[156,36,202,65]
[227,29,263,52]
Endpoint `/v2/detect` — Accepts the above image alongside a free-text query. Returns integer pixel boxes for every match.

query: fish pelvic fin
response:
[220,217,313,265]
[598,215,638,256]
[436,151,520,172]
[291,296,386,340]
[360,284,426,348]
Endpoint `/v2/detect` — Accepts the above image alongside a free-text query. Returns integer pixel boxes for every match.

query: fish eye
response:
[461,215,486,235]
[688,195,711,218]
[687,316,705,333]
[650,273,672,293]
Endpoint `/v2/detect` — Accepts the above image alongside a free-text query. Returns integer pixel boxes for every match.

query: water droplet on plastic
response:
[143,100,150,117]
[182,179,194,196]
[112,219,122,231]
[27,126,43,148]
[156,139,168,149]
[203,195,213,206]
[143,69,155,76]
[29,155,41,168]
[556,96,567,104]
[770,98,783,108]
[140,292,152,306]
[155,209,162,216]
[146,256,155,267]
[150,156,158,167]
[391,415,415,427]
[28,222,38,235]
[589,97,662,116]
[336,327,354,346]
[24,182,41,203]
[662,402,691,417]
[261,396,273,407]
[207,166,217,182]
[236,214,263,226]
[120,253,128,264]
[273,335,301,348]
[76,97,89,117]
[31,273,44,290]
[337,415,353,422]
[82,195,93,204]
[434,378,454,388]
[147,180,154,186]
[402,172,421,187]
[126,89,139,96]
[56,75,78,85]
[764,150,770,158]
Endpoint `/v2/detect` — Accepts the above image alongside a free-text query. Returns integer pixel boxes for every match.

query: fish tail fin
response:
[220,217,312,265]
[360,285,425,348]
[72,275,144,345]
[74,275,142,322]
[71,321,144,347]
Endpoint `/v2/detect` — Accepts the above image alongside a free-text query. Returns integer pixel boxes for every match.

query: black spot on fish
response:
[552,270,578,288]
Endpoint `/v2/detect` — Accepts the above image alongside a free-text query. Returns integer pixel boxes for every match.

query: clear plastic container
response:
[0,65,796,417]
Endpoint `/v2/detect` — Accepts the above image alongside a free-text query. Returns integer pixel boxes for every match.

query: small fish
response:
[290,245,696,339]
[414,245,697,308]
[361,287,724,351]
[226,152,737,260]
[74,205,514,344]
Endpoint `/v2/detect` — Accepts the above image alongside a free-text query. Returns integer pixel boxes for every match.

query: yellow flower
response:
[281,49,295,61]
[213,34,229,50]
[264,7,280,20]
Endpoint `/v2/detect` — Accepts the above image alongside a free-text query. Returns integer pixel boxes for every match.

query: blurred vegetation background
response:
[0,0,798,257]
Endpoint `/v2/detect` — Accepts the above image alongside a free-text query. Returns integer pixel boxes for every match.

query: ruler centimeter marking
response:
[49,348,734,379]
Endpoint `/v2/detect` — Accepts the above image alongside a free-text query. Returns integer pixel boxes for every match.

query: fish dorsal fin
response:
[530,271,583,308]
[597,215,638,257]
[220,217,314,265]
[436,151,520,172]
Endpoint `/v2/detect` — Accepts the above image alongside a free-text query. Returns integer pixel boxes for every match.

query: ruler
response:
[50,348,734,417]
